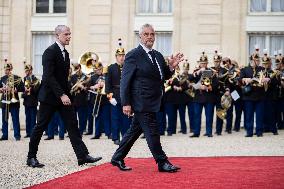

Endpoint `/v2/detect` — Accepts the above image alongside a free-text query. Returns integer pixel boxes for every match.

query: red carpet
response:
[27,157,284,189]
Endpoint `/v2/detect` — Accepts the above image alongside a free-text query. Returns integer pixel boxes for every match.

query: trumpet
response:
[24,76,40,96]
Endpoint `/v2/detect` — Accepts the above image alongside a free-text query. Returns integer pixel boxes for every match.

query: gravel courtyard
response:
[0,129,284,189]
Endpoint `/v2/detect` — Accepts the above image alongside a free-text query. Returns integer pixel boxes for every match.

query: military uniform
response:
[69,70,89,136]
[22,65,40,138]
[89,68,111,139]
[105,45,131,144]
[190,52,219,137]
[0,63,24,140]
[240,50,265,137]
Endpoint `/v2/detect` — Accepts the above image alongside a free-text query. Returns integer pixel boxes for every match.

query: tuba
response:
[78,52,99,74]
[216,93,232,120]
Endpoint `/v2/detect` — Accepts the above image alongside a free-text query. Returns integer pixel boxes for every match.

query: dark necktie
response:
[63,49,67,61]
[148,50,162,79]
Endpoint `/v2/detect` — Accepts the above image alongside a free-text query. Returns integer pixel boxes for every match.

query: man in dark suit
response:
[27,25,102,168]
[111,23,184,173]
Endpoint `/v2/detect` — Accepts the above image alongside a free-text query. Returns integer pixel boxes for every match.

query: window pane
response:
[36,0,49,13]
[250,0,267,12]
[156,33,172,57]
[32,34,55,77]
[53,0,66,13]
[248,35,266,61]
[137,0,153,13]
[271,0,284,12]
[158,0,172,13]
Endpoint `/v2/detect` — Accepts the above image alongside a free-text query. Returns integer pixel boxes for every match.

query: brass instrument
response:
[92,76,107,117]
[216,93,232,120]
[228,67,241,84]
[24,76,40,96]
[201,70,214,87]
[251,70,265,88]
[70,74,91,95]
[78,52,99,74]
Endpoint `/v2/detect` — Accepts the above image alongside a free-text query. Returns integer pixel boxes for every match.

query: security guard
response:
[22,63,40,138]
[0,62,24,141]
[240,48,265,137]
[105,40,131,145]
[190,52,218,137]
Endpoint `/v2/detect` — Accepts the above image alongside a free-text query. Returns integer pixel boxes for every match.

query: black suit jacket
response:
[38,42,71,105]
[120,45,173,112]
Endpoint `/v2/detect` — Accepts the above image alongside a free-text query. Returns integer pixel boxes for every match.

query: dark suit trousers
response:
[28,102,89,159]
[112,112,168,164]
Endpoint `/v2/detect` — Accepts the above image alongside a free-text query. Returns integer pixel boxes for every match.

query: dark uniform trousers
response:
[111,103,131,141]
[112,112,167,164]
[193,102,215,136]
[75,106,88,135]
[157,110,167,135]
[94,103,111,138]
[28,103,89,159]
[1,105,21,139]
[47,111,65,138]
[215,103,233,134]
[87,103,94,134]
[165,103,187,134]
[25,106,37,137]
[187,101,195,133]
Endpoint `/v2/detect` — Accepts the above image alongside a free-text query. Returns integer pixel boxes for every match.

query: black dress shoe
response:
[59,137,64,140]
[113,140,120,145]
[207,134,213,137]
[78,155,102,166]
[44,137,54,140]
[257,134,263,137]
[27,158,45,168]
[227,130,232,134]
[203,133,208,136]
[167,133,172,136]
[111,159,132,171]
[273,132,279,135]
[245,134,253,137]
[189,134,199,138]
[84,132,93,135]
[15,138,21,141]
[216,133,222,136]
[90,136,100,140]
[0,137,8,141]
[158,162,180,173]
[24,135,30,138]
[107,135,112,139]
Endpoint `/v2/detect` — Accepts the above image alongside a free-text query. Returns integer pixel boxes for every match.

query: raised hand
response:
[168,53,184,69]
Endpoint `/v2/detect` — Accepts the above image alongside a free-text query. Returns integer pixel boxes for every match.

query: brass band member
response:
[222,57,243,132]
[275,51,284,130]
[240,47,266,137]
[262,51,279,135]
[212,51,232,135]
[69,62,89,136]
[189,52,219,138]
[22,63,40,138]
[0,62,24,141]
[89,62,111,140]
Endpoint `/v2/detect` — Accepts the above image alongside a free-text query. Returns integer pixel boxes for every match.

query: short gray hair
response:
[55,25,69,35]
[138,23,154,35]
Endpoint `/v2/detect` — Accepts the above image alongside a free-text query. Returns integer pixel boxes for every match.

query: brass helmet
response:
[24,64,33,71]
[198,51,208,64]
[4,60,13,70]
[183,59,189,70]
[213,50,222,62]
[275,50,283,64]
[250,45,260,61]
[261,49,271,64]
[115,38,125,56]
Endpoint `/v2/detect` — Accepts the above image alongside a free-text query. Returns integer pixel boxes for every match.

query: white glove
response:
[109,98,117,106]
